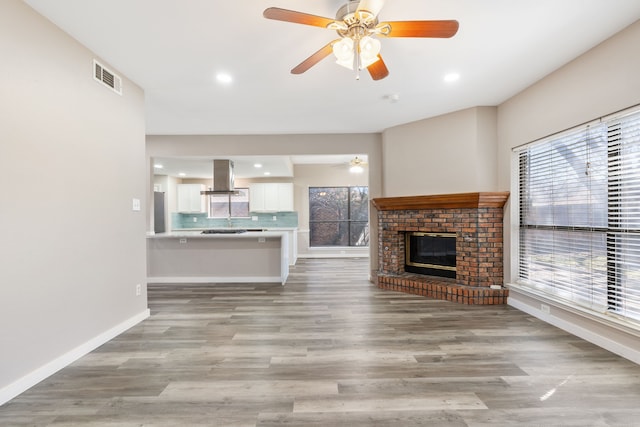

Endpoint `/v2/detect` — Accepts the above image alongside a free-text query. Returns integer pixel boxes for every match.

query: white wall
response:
[497,22,640,190]
[497,20,640,362]
[381,106,498,196]
[0,0,148,403]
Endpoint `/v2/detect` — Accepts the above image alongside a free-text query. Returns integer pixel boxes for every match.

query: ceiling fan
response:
[263,0,459,81]
[332,156,368,173]
[348,156,367,173]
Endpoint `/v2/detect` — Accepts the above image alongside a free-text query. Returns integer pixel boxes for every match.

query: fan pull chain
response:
[354,36,361,80]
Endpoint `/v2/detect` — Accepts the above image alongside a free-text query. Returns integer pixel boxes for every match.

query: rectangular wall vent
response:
[93,59,122,95]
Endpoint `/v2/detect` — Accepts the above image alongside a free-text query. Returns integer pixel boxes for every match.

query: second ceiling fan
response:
[263,0,459,81]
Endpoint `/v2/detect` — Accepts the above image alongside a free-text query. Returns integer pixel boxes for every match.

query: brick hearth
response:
[372,192,510,305]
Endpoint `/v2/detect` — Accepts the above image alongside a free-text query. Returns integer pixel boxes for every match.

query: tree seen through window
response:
[309,186,368,247]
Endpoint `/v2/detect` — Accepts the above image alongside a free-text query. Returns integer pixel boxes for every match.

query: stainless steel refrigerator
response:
[154,191,166,233]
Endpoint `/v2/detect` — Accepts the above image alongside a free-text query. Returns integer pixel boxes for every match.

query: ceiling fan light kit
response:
[358,36,382,67]
[333,37,354,68]
[263,0,459,81]
[333,36,381,70]
[350,164,364,174]
[349,156,367,173]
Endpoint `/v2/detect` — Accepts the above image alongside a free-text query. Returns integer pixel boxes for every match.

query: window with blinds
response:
[516,108,640,324]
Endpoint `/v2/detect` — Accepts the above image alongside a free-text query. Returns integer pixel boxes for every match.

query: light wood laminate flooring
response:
[2,258,640,426]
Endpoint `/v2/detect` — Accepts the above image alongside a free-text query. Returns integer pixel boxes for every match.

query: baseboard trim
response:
[297,253,369,259]
[0,309,150,406]
[508,294,640,365]
[147,276,284,284]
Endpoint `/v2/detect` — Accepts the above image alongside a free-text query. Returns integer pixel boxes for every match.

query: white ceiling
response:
[23,0,640,136]
[21,1,640,177]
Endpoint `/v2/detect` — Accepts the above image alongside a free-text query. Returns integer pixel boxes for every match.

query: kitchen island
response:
[147,230,289,284]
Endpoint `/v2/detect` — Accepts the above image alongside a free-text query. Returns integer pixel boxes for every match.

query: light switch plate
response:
[132,198,141,211]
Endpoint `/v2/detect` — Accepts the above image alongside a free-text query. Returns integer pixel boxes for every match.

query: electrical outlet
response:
[132,198,141,211]
[272,216,277,221]
[193,217,198,222]
[252,216,258,221]
[179,238,187,244]
[258,237,266,243]
[135,284,141,296]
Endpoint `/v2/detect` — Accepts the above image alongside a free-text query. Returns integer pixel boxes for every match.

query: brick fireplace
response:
[372,192,510,305]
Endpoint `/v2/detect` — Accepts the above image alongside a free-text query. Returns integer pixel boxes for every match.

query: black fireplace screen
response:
[405,232,456,278]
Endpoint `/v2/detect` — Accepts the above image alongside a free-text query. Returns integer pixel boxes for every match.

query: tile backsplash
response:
[172,211,298,230]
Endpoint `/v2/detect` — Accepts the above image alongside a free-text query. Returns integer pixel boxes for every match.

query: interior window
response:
[209,188,249,218]
[309,186,369,247]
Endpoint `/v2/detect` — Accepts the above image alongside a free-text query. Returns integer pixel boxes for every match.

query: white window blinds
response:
[607,112,640,321]
[516,108,640,324]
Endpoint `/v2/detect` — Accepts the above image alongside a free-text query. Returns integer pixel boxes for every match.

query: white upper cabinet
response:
[250,183,294,212]
[275,183,294,211]
[177,184,206,213]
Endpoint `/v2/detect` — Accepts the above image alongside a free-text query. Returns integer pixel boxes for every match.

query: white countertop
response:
[170,227,297,231]
[147,230,287,239]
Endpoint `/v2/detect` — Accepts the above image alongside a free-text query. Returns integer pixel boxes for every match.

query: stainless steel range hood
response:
[200,159,236,195]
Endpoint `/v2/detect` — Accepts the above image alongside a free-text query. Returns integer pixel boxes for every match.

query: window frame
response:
[308,186,369,247]
[515,107,640,326]
[207,187,250,219]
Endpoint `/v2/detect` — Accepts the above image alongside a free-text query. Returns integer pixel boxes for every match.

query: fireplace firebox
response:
[405,232,456,278]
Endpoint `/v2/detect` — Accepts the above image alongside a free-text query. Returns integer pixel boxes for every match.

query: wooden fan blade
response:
[291,40,337,74]
[380,20,459,38]
[263,7,337,29]
[367,55,389,81]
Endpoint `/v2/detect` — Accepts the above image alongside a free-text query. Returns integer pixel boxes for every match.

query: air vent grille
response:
[93,59,122,95]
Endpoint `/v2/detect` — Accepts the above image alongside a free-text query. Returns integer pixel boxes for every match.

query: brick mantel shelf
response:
[372,191,510,305]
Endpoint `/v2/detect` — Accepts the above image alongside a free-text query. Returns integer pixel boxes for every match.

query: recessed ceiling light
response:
[154,164,163,169]
[444,73,460,83]
[178,172,186,177]
[254,163,263,168]
[216,72,233,84]
[264,171,271,176]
